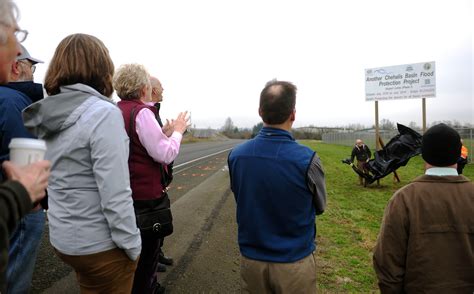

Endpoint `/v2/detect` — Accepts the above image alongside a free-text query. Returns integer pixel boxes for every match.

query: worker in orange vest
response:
[457,139,469,174]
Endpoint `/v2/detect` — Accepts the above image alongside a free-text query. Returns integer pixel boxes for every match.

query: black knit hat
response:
[422,123,461,167]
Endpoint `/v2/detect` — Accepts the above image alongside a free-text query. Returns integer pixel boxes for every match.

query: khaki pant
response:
[55,248,138,294]
[240,252,317,294]
[357,160,369,185]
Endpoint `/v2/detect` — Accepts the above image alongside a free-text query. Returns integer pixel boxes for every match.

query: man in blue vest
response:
[228,80,327,293]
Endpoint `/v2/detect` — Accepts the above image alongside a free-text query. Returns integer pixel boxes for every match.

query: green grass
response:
[299,141,474,293]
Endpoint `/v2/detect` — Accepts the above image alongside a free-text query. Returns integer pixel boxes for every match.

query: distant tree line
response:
[219,117,474,140]
[221,117,252,139]
[372,119,473,131]
[220,117,322,140]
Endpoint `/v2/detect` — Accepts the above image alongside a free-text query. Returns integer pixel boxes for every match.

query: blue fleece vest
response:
[228,127,316,263]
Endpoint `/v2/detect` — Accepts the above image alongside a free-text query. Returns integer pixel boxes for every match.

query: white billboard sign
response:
[365,61,436,101]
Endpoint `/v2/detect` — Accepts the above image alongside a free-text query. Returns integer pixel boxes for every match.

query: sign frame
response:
[365,61,436,101]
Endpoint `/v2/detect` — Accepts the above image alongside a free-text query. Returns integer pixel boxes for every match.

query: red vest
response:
[118,100,164,200]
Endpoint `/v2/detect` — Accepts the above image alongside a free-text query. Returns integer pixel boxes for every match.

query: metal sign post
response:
[375,101,380,150]
[422,98,426,133]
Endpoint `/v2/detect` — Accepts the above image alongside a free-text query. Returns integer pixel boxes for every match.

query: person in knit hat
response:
[373,123,474,293]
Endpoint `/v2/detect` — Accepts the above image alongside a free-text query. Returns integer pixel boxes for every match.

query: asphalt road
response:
[175,140,244,166]
[31,139,244,293]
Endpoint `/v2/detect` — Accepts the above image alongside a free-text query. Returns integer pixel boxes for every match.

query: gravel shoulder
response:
[161,175,240,293]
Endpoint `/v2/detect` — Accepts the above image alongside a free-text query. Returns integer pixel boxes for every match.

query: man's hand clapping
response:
[172,111,191,135]
[162,119,174,137]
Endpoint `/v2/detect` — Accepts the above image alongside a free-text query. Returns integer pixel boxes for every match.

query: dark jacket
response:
[351,144,371,162]
[154,102,163,127]
[0,181,31,293]
[153,102,174,186]
[0,82,44,181]
[0,82,46,210]
[373,174,474,293]
[228,127,326,263]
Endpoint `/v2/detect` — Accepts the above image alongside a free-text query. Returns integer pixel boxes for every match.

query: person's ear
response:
[290,109,296,122]
[11,61,21,76]
[258,108,263,118]
[141,84,151,101]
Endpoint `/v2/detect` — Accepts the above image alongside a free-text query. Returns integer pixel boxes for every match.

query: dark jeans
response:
[7,209,45,293]
[159,237,165,252]
[132,232,162,294]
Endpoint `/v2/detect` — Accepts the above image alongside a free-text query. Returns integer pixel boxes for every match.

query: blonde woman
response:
[23,34,141,293]
[113,64,189,293]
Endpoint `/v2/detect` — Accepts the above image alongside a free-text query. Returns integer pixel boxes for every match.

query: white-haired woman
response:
[114,63,189,294]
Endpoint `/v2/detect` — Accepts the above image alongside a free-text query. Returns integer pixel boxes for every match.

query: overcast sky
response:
[15,0,473,129]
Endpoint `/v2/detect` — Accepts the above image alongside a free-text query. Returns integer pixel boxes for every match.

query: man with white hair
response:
[0,44,45,293]
[0,1,50,292]
[0,0,23,83]
[150,77,164,126]
[149,76,175,272]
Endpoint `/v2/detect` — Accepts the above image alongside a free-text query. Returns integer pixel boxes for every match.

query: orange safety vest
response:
[461,145,468,159]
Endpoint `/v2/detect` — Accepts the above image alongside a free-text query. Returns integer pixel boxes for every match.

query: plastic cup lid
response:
[8,138,47,150]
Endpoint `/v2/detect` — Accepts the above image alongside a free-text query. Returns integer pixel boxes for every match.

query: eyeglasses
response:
[0,21,28,43]
[15,29,28,43]
[18,60,35,73]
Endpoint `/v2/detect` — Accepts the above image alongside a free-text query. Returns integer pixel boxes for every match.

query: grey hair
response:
[0,0,19,27]
[0,0,19,44]
[113,63,151,100]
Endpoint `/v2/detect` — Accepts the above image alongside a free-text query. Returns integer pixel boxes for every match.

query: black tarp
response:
[342,123,422,184]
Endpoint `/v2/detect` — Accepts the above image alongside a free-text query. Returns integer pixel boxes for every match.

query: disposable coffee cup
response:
[9,138,47,166]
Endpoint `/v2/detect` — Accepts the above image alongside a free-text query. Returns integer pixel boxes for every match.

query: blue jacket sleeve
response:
[0,94,34,181]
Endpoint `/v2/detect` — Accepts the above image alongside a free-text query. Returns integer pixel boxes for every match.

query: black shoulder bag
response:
[129,106,173,238]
